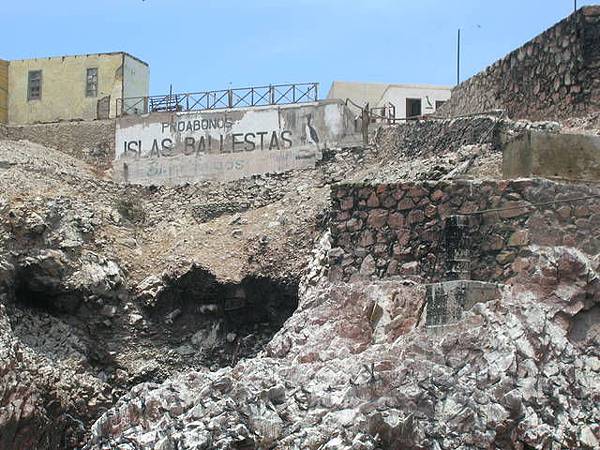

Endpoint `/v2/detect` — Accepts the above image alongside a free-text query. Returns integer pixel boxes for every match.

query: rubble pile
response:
[365,116,561,183]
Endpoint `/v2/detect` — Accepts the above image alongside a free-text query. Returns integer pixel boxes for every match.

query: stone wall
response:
[0,120,115,168]
[328,179,600,283]
[439,6,600,120]
[374,115,503,158]
[373,114,563,162]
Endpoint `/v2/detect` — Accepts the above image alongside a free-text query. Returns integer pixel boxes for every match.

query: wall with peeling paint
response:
[114,100,361,185]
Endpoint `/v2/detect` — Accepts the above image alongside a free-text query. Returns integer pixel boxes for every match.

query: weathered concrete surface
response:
[114,100,361,185]
[503,130,600,181]
[425,280,500,326]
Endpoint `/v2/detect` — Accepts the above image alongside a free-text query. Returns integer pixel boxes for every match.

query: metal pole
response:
[574,0,577,13]
[457,28,461,85]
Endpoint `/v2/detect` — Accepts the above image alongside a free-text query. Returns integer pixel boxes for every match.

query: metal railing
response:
[117,82,319,116]
[345,98,399,125]
[369,103,397,124]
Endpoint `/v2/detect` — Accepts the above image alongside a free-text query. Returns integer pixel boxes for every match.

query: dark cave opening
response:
[6,267,109,450]
[148,267,299,367]
[2,263,300,448]
[14,279,81,315]
[13,266,82,315]
[10,265,124,377]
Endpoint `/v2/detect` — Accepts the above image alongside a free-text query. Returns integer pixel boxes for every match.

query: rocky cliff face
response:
[84,242,599,449]
[1,115,599,449]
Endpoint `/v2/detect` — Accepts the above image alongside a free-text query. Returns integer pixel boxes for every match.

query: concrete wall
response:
[439,6,600,120]
[503,131,600,181]
[377,84,451,119]
[0,59,7,124]
[114,100,360,185]
[1,120,115,168]
[7,52,148,124]
[328,179,600,283]
[122,54,150,114]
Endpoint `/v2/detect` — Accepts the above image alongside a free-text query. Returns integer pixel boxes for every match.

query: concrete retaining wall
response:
[439,6,600,120]
[328,179,600,283]
[503,131,600,181]
[114,100,360,185]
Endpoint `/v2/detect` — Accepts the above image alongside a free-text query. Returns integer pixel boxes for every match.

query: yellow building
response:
[0,59,8,123]
[4,52,149,124]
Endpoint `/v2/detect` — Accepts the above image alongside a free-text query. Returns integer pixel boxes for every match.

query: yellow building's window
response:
[86,68,98,97]
[27,70,42,101]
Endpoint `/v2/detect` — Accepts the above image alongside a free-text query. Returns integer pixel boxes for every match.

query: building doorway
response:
[406,98,422,118]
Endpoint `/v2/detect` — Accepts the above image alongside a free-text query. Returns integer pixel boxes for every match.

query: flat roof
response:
[8,51,148,66]
[330,80,452,90]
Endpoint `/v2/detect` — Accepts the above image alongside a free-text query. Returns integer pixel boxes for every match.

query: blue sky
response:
[1,1,595,97]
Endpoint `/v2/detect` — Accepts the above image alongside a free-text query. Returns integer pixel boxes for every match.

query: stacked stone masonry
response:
[439,6,600,120]
[329,179,600,283]
[374,115,503,158]
[0,120,115,168]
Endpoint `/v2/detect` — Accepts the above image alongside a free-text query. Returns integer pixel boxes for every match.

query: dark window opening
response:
[27,70,42,101]
[435,100,446,110]
[86,68,98,97]
[406,98,422,118]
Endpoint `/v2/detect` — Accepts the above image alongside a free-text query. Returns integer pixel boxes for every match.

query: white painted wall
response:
[327,81,388,107]
[114,100,360,185]
[377,84,451,119]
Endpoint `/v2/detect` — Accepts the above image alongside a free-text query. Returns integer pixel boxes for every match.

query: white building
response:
[327,81,451,121]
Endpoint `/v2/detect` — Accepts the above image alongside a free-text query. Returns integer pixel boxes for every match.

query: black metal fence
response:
[117,82,319,116]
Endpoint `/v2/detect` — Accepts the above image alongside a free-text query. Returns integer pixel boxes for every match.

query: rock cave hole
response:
[14,266,83,316]
[11,265,120,374]
[149,267,299,367]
